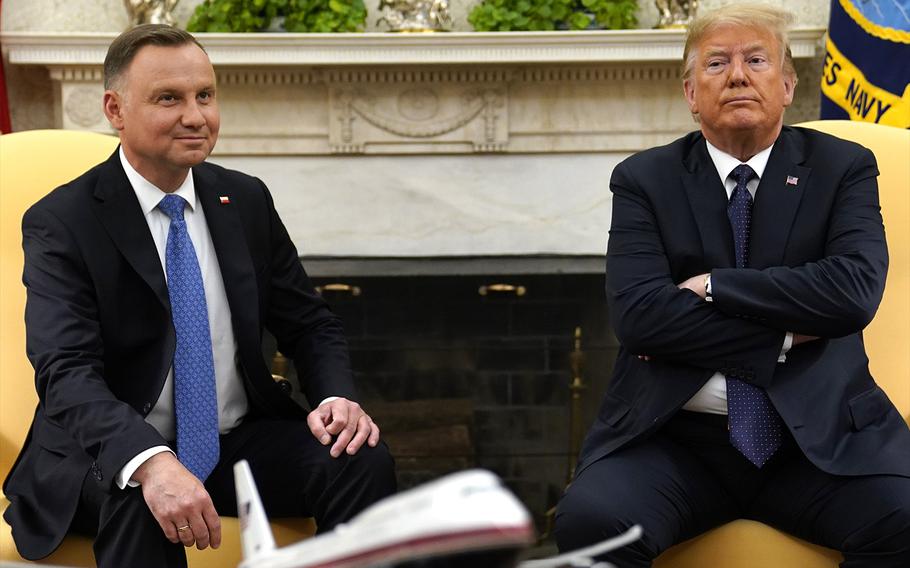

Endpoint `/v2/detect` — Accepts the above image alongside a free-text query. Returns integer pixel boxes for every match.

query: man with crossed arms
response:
[556,4,910,566]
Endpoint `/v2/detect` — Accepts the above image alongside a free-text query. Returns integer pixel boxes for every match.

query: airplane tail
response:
[234,459,277,562]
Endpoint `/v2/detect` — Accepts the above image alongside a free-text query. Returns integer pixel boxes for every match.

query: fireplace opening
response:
[266,270,618,532]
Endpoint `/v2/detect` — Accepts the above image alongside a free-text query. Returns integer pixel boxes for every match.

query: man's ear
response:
[102,90,125,131]
[683,79,698,115]
[782,73,797,107]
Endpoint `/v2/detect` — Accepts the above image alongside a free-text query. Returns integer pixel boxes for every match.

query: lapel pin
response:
[219,196,231,204]
[786,175,799,187]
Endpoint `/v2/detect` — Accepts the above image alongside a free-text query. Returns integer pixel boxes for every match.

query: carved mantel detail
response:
[327,67,509,154]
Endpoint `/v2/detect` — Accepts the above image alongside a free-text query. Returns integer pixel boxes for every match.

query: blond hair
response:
[682,3,796,81]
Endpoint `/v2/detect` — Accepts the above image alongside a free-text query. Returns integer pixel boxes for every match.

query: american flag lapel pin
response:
[786,175,799,187]
[219,195,231,204]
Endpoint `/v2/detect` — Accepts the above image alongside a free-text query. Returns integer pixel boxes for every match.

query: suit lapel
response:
[91,150,169,309]
[750,127,811,269]
[683,137,736,269]
[194,166,260,335]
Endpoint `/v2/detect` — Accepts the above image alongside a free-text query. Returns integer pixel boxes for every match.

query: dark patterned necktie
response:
[158,194,220,481]
[725,164,782,467]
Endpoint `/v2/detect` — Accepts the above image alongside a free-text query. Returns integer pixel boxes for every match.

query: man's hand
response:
[131,452,221,550]
[677,272,710,299]
[307,398,381,458]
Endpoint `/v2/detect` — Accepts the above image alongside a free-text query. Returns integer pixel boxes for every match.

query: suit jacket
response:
[3,150,356,559]
[576,126,910,479]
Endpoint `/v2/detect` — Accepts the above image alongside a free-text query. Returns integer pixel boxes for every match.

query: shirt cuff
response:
[318,396,340,407]
[116,446,175,489]
[778,332,794,363]
[704,274,713,302]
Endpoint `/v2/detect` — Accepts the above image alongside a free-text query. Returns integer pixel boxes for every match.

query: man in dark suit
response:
[3,24,395,568]
[555,4,910,566]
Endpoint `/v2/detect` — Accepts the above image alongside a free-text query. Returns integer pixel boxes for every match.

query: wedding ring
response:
[177,525,191,532]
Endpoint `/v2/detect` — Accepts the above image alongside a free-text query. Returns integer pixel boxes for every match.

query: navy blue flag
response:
[821,0,910,128]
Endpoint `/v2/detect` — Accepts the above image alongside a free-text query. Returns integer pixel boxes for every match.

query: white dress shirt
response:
[115,149,249,488]
[681,141,793,414]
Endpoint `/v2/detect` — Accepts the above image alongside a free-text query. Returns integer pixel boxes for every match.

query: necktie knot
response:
[158,194,188,221]
[731,164,756,189]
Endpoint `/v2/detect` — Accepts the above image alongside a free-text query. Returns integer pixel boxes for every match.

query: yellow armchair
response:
[655,120,910,568]
[0,130,314,567]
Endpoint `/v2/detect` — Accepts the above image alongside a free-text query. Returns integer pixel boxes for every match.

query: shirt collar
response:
[119,146,197,216]
[705,139,774,183]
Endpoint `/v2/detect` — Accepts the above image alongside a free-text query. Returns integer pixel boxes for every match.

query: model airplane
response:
[234,460,641,568]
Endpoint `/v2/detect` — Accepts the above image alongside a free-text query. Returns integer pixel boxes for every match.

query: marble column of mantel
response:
[1,29,825,156]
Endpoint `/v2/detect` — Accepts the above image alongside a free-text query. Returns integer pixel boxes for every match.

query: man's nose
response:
[181,101,206,127]
[727,58,749,86]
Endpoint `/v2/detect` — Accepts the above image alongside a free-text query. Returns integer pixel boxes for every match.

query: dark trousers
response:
[73,417,397,568]
[555,410,910,567]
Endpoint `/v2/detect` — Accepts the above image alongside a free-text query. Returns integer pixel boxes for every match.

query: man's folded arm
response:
[606,168,785,385]
[710,149,887,338]
[23,204,167,488]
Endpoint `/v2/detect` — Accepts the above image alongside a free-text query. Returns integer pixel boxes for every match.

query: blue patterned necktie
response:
[725,164,782,468]
[158,194,220,481]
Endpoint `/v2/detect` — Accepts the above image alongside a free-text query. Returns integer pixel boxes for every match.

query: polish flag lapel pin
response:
[786,175,799,187]
[219,195,231,204]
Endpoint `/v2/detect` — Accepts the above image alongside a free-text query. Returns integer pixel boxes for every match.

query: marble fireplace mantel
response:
[1,29,825,155]
[1,29,826,261]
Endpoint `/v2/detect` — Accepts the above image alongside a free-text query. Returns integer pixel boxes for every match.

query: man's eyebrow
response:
[702,42,771,59]
[146,83,217,96]
[702,46,731,58]
[742,42,771,54]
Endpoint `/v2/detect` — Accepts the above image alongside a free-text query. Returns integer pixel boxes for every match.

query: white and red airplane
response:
[233,460,640,568]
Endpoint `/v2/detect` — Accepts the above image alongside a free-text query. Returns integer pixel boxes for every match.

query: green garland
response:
[187,0,367,33]
[468,0,637,32]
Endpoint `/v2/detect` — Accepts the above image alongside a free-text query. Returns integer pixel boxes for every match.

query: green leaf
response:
[568,11,590,29]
